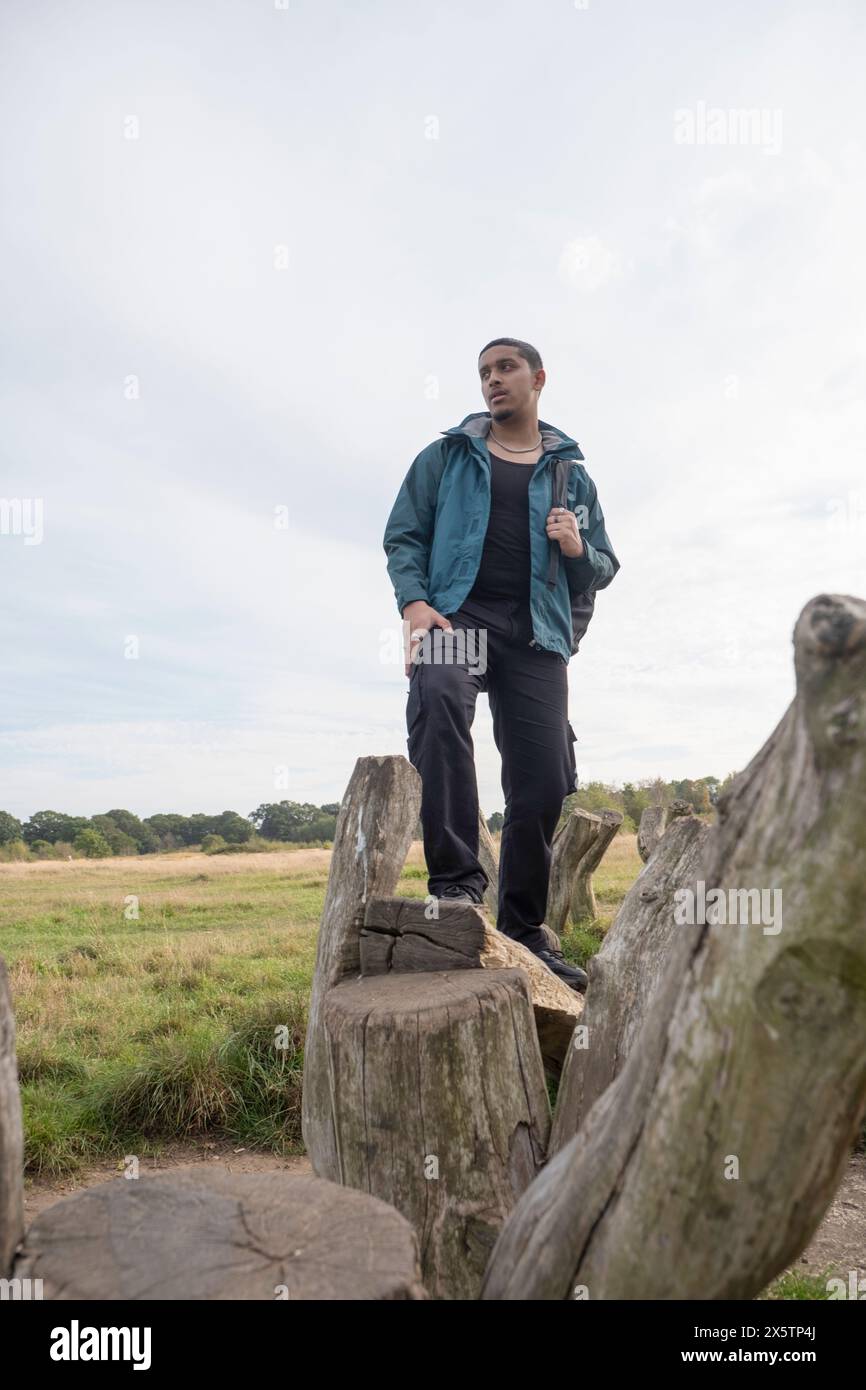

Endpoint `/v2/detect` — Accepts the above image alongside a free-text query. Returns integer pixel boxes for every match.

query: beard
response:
[490,400,516,421]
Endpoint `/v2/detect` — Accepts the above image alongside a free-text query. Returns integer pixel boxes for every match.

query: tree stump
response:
[0,957,24,1277]
[547,807,623,929]
[360,895,582,1076]
[322,969,550,1299]
[549,814,711,1153]
[302,755,421,1181]
[13,1170,426,1300]
[482,593,866,1300]
[636,799,692,863]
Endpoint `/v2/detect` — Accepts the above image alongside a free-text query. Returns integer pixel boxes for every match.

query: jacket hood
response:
[441,411,584,459]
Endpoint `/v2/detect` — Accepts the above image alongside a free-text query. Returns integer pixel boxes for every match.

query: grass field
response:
[0,834,642,1177]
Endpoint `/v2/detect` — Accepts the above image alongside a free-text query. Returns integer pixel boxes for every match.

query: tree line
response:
[0,775,734,860]
[0,802,341,859]
[493,773,734,836]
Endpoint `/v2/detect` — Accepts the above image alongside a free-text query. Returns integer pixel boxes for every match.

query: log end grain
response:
[13,1170,427,1301]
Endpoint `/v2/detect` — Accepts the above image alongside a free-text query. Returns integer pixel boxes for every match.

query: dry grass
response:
[0,845,332,884]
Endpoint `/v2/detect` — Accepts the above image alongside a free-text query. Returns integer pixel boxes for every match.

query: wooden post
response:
[323,969,549,1299]
[637,798,693,864]
[482,594,866,1300]
[301,756,421,1181]
[547,807,623,930]
[549,814,711,1153]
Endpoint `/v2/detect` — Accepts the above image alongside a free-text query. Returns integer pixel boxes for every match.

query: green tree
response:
[250,801,319,841]
[102,808,160,854]
[698,775,722,805]
[144,814,194,849]
[300,814,337,843]
[718,770,739,799]
[621,782,651,827]
[187,813,218,845]
[0,811,23,846]
[566,781,626,817]
[0,840,28,861]
[23,810,90,845]
[91,815,139,856]
[671,779,712,814]
[211,811,253,844]
[73,828,112,859]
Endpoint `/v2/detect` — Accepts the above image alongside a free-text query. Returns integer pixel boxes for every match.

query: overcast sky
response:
[1,0,864,823]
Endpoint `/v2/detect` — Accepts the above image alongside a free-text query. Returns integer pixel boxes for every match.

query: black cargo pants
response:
[405,593,578,954]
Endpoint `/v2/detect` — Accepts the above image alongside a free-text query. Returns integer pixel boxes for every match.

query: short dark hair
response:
[478,337,543,374]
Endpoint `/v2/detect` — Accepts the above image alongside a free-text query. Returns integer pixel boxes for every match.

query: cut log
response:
[13,1170,426,1300]
[322,969,550,1299]
[549,814,711,1153]
[0,957,24,1277]
[302,755,421,1181]
[482,593,866,1300]
[478,809,500,920]
[360,896,583,1076]
[636,799,693,864]
[360,895,487,973]
[547,807,623,929]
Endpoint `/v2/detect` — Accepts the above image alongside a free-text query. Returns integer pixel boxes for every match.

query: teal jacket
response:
[383,411,620,662]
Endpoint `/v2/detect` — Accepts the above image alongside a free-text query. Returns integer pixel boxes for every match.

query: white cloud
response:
[2,0,864,822]
[558,236,626,292]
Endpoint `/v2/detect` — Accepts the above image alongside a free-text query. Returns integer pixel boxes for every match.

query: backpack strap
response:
[546,456,571,589]
[546,455,596,654]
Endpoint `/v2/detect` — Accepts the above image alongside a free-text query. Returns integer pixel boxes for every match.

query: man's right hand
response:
[402,601,454,678]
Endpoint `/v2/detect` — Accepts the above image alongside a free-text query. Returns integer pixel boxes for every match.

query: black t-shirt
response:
[465,451,534,602]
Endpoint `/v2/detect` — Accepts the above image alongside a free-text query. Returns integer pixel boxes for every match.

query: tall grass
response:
[3,838,641,1175]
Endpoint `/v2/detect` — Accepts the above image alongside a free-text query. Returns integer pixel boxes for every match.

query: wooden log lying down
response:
[0,958,24,1277]
[324,969,549,1300]
[302,756,421,1183]
[547,807,623,930]
[360,896,583,1077]
[13,1170,426,1300]
[636,798,693,864]
[549,814,711,1153]
[482,593,866,1300]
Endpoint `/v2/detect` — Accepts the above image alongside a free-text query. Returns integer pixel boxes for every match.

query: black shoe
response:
[536,948,588,994]
[439,883,484,905]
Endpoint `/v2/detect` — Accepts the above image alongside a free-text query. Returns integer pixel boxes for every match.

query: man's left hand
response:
[546,507,585,559]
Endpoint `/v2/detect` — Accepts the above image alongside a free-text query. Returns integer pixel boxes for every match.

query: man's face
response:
[478,347,544,420]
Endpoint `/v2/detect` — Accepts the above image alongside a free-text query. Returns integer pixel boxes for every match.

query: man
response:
[382,338,619,992]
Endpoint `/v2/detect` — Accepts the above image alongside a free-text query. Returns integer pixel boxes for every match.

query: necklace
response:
[488,427,543,454]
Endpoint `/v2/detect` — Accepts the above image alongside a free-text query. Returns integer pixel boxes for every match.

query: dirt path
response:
[23,1145,864,1293]
[23,1141,313,1223]
[794,1151,865,1285]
